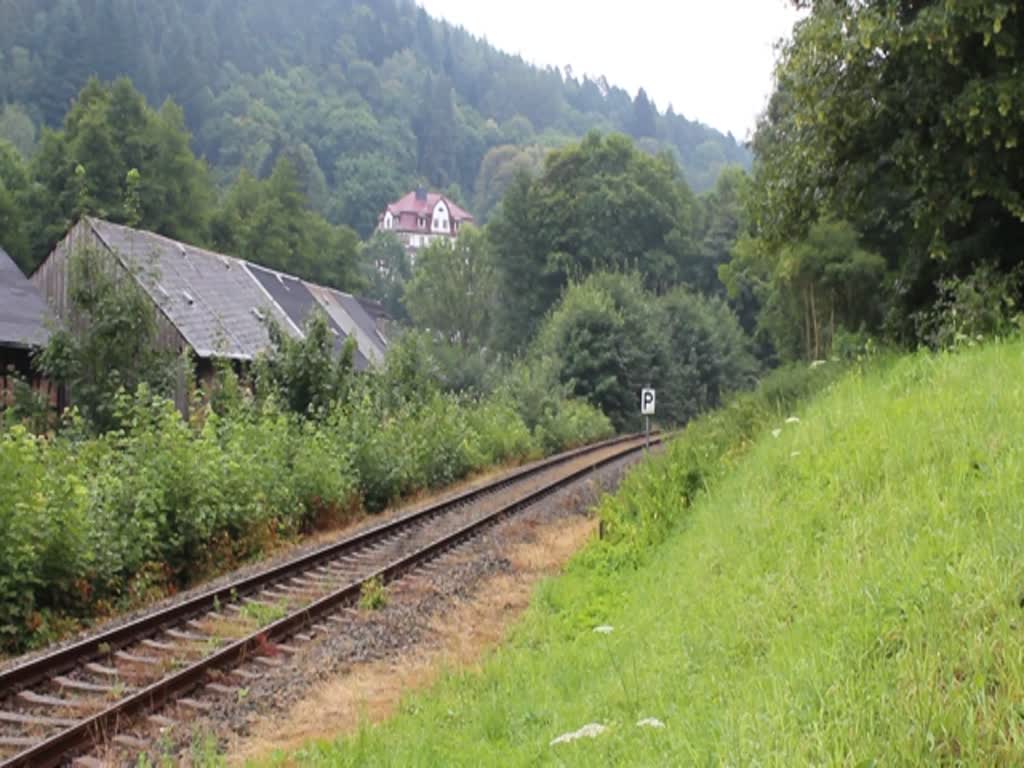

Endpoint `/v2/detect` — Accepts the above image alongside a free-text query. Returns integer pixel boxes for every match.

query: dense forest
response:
[0,0,748,239]
[729,0,1023,359]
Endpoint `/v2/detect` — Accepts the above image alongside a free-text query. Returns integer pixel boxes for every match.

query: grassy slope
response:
[270,341,1024,766]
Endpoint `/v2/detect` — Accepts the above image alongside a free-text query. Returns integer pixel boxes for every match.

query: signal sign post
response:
[641,388,656,451]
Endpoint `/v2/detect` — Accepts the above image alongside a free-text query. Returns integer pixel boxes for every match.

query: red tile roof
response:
[385,191,474,223]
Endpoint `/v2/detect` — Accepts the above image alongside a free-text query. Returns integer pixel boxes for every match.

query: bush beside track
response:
[0,386,612,654]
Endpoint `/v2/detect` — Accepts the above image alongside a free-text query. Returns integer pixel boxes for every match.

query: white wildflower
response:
[771,429,782,439]
[550,723,607,746]
[810,360,827,369]
[637,717,666,729]
[785,416,800,424]
[791,451,801,458]
[593,625,614,635]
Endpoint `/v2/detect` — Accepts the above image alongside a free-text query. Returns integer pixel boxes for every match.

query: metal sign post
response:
[640,388,656,452]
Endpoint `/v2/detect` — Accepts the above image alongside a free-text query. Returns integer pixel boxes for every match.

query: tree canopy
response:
[487,133,707,351]
[747,0,1024,343]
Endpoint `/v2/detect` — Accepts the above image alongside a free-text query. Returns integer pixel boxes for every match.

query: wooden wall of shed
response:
[0,347,60,416]
[30,220,195,414]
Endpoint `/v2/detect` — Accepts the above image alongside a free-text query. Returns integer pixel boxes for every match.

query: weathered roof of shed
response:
[83,219,388,366]
[0,246,50,349]
[89,218,299,360]
[305,285,388,367]
[247,263,370,370]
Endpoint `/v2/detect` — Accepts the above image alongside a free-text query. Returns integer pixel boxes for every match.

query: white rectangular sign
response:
[641,388,656,416]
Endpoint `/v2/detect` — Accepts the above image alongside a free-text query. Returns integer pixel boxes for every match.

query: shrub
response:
[0,344,618,652]
[915,264,1023,350]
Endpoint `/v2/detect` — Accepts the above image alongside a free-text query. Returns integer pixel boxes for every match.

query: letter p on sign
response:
[641,389,656,416]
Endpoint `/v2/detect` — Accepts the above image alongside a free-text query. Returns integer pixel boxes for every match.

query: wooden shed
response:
[0,246,58,409]
[31,218,390,412]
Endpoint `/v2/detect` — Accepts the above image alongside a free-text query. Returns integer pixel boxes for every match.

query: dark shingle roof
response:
[84,219,388,366]
[306,284,389,367]
[89,219,300,360]
[247,263,370,370]
[0,246,50,349]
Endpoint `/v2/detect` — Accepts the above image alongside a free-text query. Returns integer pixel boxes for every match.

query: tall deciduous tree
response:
[403,228,495,348]
[0,140,31,272]
[725,220,887,361]
[534,272,754,430]
[211,158,363,291]
[749,0,1024,340]
[360,231,411,323]
[488,132,702,352]
[25,77,214,270]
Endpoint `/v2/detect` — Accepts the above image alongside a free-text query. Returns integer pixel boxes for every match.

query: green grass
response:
[258,340,1024,766]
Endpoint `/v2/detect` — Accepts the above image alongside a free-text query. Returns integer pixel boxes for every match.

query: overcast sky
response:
[415,0,803,141]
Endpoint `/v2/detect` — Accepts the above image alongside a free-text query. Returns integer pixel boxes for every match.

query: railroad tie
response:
[0,709,80,728]
[205,682,239,695]
[85,662,121,677]
[0,736,41,748]
[54,676,132,695]
[114,650,160,666]
[165,628,206,642]
[177,697,214,713]
[243,598,275,608]
[18,690,93,710]
[113,734,150,750]
[294,575,334,587]
[141,639,178,653]
[229,668,261,681]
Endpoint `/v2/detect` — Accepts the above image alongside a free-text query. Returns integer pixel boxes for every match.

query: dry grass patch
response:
[229,515,597,765]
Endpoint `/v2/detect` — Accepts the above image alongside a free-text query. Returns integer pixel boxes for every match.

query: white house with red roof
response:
[378,187,474,257]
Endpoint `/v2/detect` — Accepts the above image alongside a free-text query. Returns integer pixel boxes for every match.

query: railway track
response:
[0,432,662,767]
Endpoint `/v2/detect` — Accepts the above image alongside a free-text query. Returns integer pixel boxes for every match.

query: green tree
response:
[658,287,757,423]
[535,272,668,432]
[256,310,356,418]
[35,244,175,433]
[212,158,363,290]
[489,133,703,352]
[25,77,215,271]
[536,271,754,430]
[472,143,546,222]
[725,220,887,361]
[360,231,411,322]
[749,0,1024,342]
[0,104,36,158]
[0,140,31,271]
[403,228,495,348]
[630,88,658,139]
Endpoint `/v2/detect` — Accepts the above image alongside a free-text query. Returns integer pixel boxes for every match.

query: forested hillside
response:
[0,0,748,236]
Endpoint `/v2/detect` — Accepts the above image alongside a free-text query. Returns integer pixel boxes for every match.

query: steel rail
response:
[0,432,660,767]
